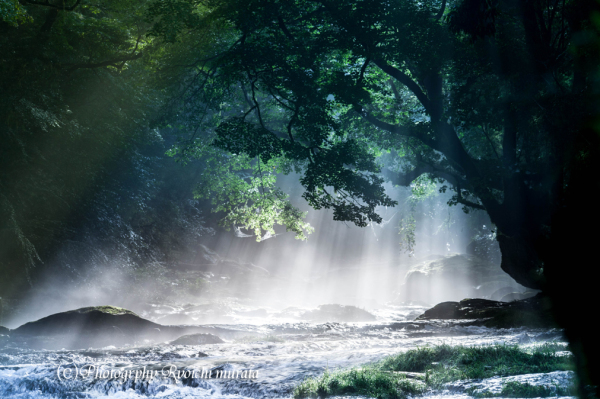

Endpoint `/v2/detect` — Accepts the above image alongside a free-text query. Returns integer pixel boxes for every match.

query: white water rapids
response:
[0,302,571,399]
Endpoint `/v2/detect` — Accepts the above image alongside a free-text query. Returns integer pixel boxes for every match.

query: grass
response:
[293,343,575,398]
[293,367,426,399]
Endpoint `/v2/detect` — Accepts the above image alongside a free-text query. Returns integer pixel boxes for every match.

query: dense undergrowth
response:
[293,343,575,399]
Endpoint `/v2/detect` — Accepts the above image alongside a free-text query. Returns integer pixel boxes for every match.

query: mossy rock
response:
[417,294,557,328]
[8,305,230,349]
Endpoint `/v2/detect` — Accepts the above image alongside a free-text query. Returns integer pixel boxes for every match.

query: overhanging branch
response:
[354,105,435,148]
[372,59,432,114]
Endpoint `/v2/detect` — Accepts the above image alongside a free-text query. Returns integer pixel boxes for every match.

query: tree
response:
[147,0,600,394]
[0,0,219,298]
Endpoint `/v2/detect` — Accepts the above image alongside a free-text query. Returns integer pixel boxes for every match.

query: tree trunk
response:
[496,232,543,290]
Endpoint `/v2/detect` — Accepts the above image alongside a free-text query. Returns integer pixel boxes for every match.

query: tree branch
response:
[354,104,436,147]
[372,58,432,114]
[277,15,294,41]
[382,162,470,191]
[434,0,447,21]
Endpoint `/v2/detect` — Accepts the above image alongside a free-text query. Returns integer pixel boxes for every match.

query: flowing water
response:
[0,301,571,399]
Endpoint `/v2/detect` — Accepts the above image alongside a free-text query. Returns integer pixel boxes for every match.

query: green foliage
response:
[142,0,600,290]
[294,367,426,399]
[0,0,218,295]
[380,343,574,388]
[173,144,313,241]
[294,343,575,398]
[397,209,416,255]
[0,0,31,25]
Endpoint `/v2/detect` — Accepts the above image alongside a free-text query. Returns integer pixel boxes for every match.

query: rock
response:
[302,304,376,322]
[417,302,461,319]
[500,291,539,302]
[13,306,152,336]
[400,254,524,304]
[170,333,224,345]
[490,286,523,301]
[0,326,8,335]
[11,306,163,349]
[8,305,235,349]
[416,294,557,328]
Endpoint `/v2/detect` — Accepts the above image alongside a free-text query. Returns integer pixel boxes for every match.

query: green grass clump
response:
[294,343,574,398]
[380,343,574,388]
[467,381,577,398]
[293,366,426,399]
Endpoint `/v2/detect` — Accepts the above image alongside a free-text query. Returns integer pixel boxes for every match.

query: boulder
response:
[10,306,162,349]
[0,326,8,335]
[400,254,525,304]
[500,291,539,302]
[490,286,522,301]
[170,333,224,345]
[7,305,234,349]
[416,294,556,328]
[302,304,376,322]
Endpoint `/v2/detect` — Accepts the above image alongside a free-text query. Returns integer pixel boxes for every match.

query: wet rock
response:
[0,326,8,334]
[10,306,163,349]
[170,333,224,345]
[447,371,575,396]
[400,254,525,304]
[490,286,522,301]
[416,301,461,319]
[500,291,539,302]
[416,294,557,328]
[8,305,237,349]
[302,304,376,322]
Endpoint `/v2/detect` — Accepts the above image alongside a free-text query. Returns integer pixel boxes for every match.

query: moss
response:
[68,306,139,317]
